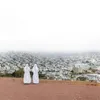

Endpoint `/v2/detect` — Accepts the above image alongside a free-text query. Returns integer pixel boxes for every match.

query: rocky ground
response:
[0,78,100,100]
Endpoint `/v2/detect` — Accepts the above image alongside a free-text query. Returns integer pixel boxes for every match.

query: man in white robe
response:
[23,64,31,84]
[32,64,39,84]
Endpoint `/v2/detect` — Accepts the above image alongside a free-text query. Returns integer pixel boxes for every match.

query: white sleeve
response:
[24,67,25,72]
[37,68,39,72]
[28,67,31,72]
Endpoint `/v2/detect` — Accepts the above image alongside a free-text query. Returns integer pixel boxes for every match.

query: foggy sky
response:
[0,0,100,52]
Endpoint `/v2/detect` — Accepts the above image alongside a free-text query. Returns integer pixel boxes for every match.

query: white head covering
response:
[34,64,38,69]
[24,64,30,72]
[25,64,29,69]
[25,64,29,67]
[32,64,39,72]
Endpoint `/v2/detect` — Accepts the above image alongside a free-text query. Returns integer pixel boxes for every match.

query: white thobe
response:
[23,65,31,84]
[32,64,39,84]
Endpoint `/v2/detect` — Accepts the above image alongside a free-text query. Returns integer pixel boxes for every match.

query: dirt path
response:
[0,78,100,100]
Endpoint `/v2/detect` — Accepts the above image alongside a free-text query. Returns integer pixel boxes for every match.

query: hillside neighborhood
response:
[0,52,100,82]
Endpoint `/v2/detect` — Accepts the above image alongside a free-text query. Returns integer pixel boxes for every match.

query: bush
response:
[0,73,5,77]
[0,69,48,79]
[38,71,47,79]
[11,68,24,78]
[0,73,13,77]
[76,77,88,81]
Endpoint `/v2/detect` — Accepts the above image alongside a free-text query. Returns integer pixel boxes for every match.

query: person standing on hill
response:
[23,64,31,84]
[32,64,39,84]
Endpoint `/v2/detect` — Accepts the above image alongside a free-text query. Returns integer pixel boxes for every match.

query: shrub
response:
[0,73,5,77]
[38,71,47,79]
[76,77,88,81]
[0,73,13,77]
[0,69,48,79]
[11,68,24,78]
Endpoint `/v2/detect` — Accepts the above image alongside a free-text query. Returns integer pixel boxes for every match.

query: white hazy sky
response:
[0,0,100,52]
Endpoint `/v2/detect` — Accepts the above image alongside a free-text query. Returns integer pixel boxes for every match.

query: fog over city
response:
[0,32,100,53]
[0,0,100,53]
